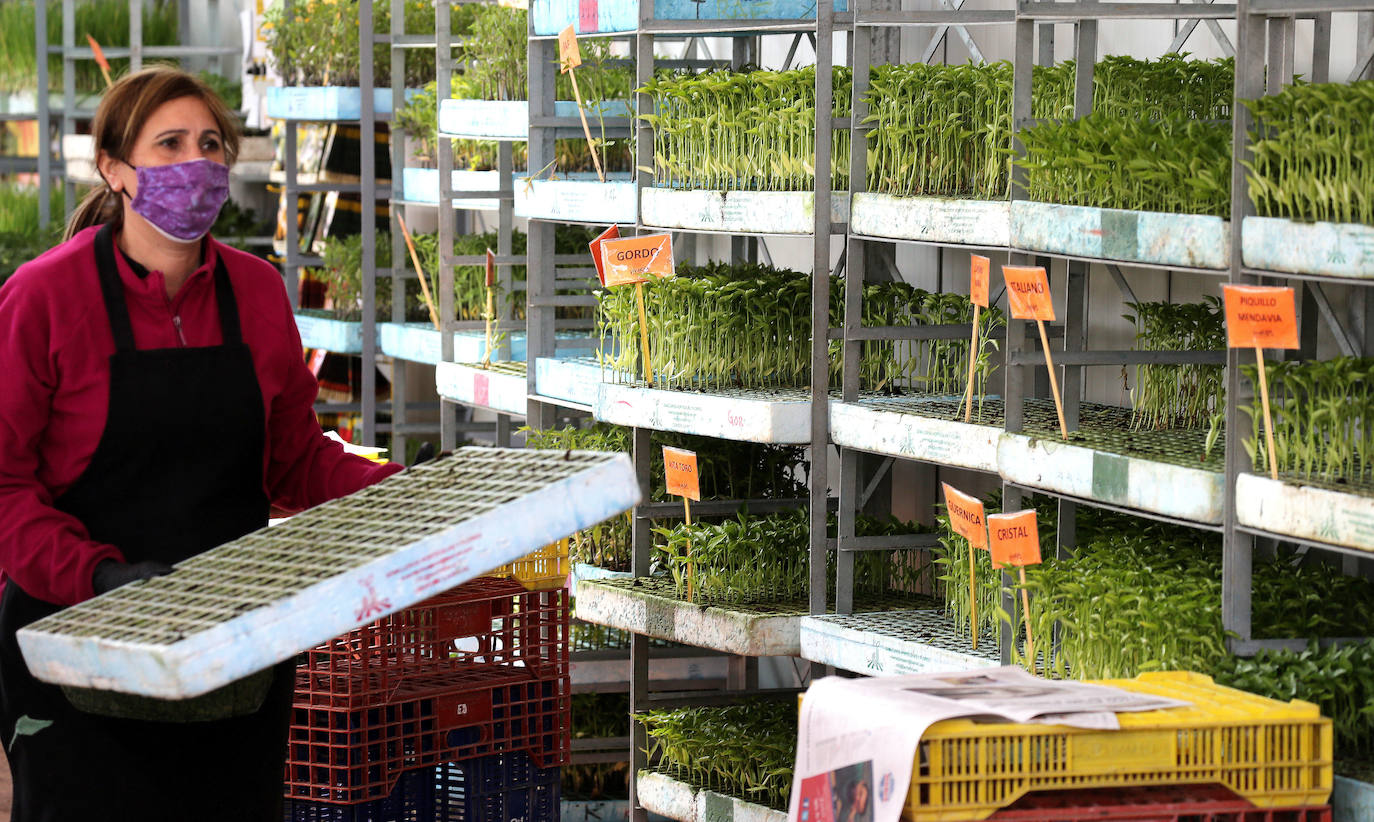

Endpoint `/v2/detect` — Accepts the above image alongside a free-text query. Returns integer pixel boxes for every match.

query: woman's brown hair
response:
[64,65,240,241]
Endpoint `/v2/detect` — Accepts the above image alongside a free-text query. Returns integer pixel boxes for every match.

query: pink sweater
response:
[0,225,401,606]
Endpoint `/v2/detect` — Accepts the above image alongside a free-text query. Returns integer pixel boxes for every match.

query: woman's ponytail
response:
[63,185,122,242]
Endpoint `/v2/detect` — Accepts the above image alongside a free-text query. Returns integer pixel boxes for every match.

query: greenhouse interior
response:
[1,0,1374,820]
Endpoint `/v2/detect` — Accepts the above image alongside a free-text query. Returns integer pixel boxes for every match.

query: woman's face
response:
[851,781,869,812]
[100,95,225,199]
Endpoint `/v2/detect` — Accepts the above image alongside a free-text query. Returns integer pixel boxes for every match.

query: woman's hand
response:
[91,558,174,595]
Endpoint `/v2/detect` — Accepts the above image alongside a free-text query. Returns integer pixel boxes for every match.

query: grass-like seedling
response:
[596,262,1003,399]
[1125,297,1226,431]
[639,66,851,192]
[0,0,178,95]
[1243,80,1374,226]
[0,182,64,285]
[1240,357,1374,484]
[640,699,796,810]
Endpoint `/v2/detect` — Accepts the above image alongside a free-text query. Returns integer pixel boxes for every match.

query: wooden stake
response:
[565,69,606,184]
[481,285,496,368]
[1019,567,1034,674]
[962,304,981,423]
[1037,319,1068,439]
[684,496,694,603]
[635,281,654,387]
[395,215,440,332]
[1256,346,1280,480]
[968,547,978,650]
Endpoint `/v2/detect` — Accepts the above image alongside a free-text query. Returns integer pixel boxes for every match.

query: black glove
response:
[413,441,437,465]
[92,559,174,595]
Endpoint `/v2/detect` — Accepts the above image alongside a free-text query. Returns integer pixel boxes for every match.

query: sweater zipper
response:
[171,314,188,347]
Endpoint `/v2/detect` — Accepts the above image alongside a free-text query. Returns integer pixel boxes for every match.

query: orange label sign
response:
[662,446,700,501]
[941,483,987,550]
[970,255,990,309]
[601,233,674,287]
[1002,265,1054,321]
[588,224,620,286]
[1222,284,1299,349]
[86,35,111,74]
[485,248,496,288]
[558,26,581,72]
[987,510,1042,568]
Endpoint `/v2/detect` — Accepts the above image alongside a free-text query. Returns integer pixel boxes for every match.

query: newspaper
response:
[788,666,1189,822]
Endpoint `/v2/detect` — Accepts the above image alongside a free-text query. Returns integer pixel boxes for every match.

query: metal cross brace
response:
[919,0,989,64]
[1167,0,1236,57]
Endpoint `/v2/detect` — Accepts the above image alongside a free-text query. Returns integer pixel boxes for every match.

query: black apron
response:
[0,223,292,822]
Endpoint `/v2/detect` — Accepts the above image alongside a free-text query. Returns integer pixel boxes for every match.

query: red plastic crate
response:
[990,785,1332,821]
[296,577,569,710]
[285,665,571,805]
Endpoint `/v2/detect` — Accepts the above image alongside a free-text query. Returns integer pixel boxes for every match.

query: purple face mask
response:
[122,157,230,243]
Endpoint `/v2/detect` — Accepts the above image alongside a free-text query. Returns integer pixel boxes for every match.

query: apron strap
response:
[93,223,137,354]
[93,224,245,350]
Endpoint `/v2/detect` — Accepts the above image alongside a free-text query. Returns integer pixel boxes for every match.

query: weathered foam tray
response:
[636,771,786,822]
[265,86,413,120]
[379,324,531,364]
[799,611,1000,676]
[293,312,363,354]
[570,562,633,598]
[829,397,1000,472]
[534,0,848,33]
[1335,775,1374,822]
[17,449,639,699]
[1235,473,1374,555]
[535,356,606,408]
[570,650,728,687]
[438,99,633,141]
[641,188,850,235]
[1011,201,1229,270]
[435,362,529,416]
[401,167,503,209]
[850,193,1011,247]
[997,432,1224,524]
[1243,216,1374,280]
[574,579,803,656]
[515,174,637,224]
[595,383,812,444]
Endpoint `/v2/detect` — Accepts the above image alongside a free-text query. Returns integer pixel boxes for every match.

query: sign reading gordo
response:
[600,233,674,286]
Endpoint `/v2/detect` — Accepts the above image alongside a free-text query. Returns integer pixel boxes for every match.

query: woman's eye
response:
[203,139,221,153]
[159,136,180,150]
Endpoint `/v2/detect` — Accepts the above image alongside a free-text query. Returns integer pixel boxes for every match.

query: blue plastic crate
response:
[284,750,562,822]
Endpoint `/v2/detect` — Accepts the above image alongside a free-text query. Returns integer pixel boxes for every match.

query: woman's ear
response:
[96,150,126,194]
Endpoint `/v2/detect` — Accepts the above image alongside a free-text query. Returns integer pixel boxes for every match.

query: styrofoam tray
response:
[265,86,414,120]
[829,397,1000,473]
[532,0,849,35]
[595,383,812,444]
[1011,201,1229,270]
[850,193,1011,248]
[1242,216,1374,280]
[534,357,605,408]
[293,312,364,354]
[799,611,1000,676]
[515,174,637,224]
[1235,472,1374,555]
[435,361,529,415]
[18,449,639,698]
[640,188,849,235]
[636,770,787,822]
[401,167,504,209]
[997,432,1225,525]
[438,99,632,141]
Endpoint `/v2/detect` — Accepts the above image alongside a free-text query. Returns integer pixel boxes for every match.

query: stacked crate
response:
[283,545,571,822]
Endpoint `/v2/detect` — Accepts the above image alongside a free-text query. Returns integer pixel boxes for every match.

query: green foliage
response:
[263,0,437,87]
[651,509,926,604]
[1032,54,1234,121]
[197,69,241,112]
[596,263,1002,399]
[1240,357,1374,482]
[1243,80,1374,226]
[0,0,178,95]
[640,700,796,810]
[0,183,65,285]
[639,66,851,192]
[393,80,505,169]
[316,231,401,320]
[1124,297,1226,431]
[1215,640,1374,758]
[566,694,630,800]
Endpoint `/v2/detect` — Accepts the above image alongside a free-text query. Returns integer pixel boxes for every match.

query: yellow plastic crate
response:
[483,537,570,591]
[907,671,1332,821]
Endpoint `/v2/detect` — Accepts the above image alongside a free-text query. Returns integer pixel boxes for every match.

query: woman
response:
[0,66,403,820]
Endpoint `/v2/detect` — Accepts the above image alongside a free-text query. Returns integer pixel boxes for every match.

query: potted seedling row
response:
[1234,355,1374,552]
[263,0,432,120]
[1239,81,1374,279]
[294,231,425,354]
[637,67,851,235]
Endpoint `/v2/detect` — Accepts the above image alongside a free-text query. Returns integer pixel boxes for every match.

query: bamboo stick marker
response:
[1255,346,1280,480]
[482,248,496,369]
[1038,319,1068,439]
[1019,568,1034,674]
[635,281,654,387]
[87,35,113,87]
[963,304,980,424]
[558,26,604,183]
[684,496,694,604]
[395,215,441,332]
[566,69,606,184]
[969,548,978,650]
